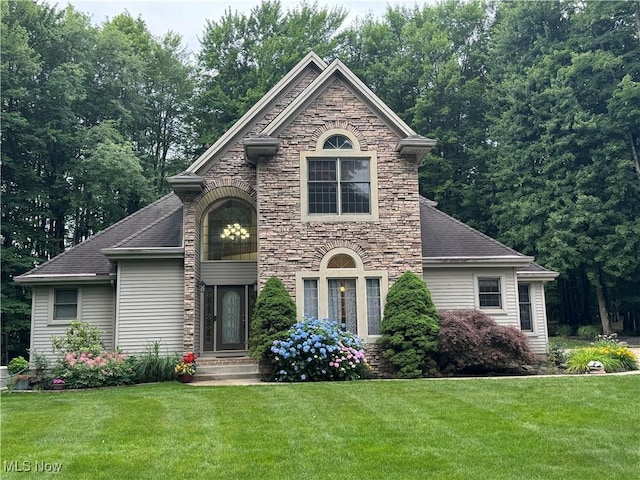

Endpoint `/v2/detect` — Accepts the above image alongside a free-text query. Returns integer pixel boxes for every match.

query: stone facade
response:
[181,64,424,354]
[257,79,424,295]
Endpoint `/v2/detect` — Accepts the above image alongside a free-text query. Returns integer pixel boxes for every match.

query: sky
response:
[63,0,415,53]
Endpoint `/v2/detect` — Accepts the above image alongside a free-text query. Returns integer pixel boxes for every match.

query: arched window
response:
[323,134,353,150]
[204,199,257,260]
[327,253,356,268]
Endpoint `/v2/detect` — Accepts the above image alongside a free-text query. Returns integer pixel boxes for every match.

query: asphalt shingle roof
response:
[419,197,524,258]
[18,193,552,281]
[18,194,183,278]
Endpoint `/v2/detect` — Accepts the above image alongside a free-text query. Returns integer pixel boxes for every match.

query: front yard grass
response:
[2,376,639,479]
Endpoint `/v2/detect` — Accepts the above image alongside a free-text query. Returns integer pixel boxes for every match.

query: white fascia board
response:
[517,270,560,281]
[187,52,328,173]
[422,256,535,267]
[263,58,418,138]
[14,274,116,285]
[100,247,185,260]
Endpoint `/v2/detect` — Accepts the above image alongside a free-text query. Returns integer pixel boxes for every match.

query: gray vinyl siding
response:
[29,285,115,362]
[423,266,549,355]
[422,266,520,326]
[201,261,257,285]
[116,259,184,354]
[522,282,550,355]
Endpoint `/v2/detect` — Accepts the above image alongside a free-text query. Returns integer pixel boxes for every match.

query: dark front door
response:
[203,285,252,352]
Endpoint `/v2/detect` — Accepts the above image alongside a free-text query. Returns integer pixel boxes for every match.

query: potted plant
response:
[175,352,197,383]
[8,356,31,390]
[53,378,65,390]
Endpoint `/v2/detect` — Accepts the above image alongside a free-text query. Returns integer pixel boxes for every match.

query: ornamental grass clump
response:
[566,340,638,373]
[270,317,370,382]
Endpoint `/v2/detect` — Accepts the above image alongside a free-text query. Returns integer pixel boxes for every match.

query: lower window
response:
[518,284,533,331]
[303,277,382,336]
[478,277,502,309]
[53,288,79,321]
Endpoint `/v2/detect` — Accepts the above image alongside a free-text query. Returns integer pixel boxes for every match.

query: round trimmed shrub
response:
[437,309,536,374]
[270,317,370,382]
[378,271,439,378]
[249,276,297,363]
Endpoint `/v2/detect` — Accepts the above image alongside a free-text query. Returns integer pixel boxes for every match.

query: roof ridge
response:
[262,58,427,139]
[111,205,183,248]
[21,193,178,276]
[188,51,327,173]
[419,196,524,257]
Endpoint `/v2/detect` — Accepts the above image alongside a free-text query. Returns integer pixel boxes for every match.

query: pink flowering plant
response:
[55,350,135,389]
[270,317,370,382]
[52,321,134,388]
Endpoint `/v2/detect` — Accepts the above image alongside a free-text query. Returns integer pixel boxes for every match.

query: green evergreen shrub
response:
[555,324,572,337]
[576,325,601,340]
[437,310,536,374]
[7,356,29,375]
[378,271,439,378]
[249,276,297,363]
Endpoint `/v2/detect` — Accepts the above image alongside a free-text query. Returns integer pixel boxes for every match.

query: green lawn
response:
[2,376,639,479]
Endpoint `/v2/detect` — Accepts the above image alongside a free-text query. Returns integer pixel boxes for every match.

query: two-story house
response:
[16,53,557,364]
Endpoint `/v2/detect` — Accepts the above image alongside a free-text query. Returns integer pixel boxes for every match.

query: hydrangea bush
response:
[270,317,370,382]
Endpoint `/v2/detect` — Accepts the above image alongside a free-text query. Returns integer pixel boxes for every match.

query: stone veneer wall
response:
[364,344,395,378]
[257,78,424,297]
[180,68,320,353]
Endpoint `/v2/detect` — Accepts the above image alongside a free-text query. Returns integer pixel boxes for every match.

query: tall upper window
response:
[205,199,257,260]
[518,284,533,331]
[300,130,378,222]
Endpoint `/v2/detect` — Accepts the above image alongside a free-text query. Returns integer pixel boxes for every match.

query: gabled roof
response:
[15,194,183,283]
[185,51,435,175]
[187,52,327,174]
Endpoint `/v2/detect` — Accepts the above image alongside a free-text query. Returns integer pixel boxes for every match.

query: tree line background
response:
[2,0,639,362]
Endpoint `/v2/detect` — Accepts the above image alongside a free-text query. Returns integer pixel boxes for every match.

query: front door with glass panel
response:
[203,285,251,352]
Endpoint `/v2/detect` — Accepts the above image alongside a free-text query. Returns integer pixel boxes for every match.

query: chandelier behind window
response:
[220,223,250,241]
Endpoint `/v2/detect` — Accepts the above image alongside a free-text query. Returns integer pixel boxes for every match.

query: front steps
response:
[194,357,261,382]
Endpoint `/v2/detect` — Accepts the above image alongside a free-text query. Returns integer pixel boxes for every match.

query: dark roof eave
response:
[243,136,280,164]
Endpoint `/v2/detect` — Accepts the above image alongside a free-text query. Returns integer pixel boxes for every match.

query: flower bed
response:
[271,317,370,382]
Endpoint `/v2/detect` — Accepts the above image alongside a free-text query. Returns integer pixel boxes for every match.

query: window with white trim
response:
[478,277,502,309]
[300,130,378,222]
[518,283,533,331]
[296,248,387,338]
[51,288,80,323]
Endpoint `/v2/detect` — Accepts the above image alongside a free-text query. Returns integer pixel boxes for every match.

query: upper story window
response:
[203,199,257,261]
[301,130,378,223]
[323,134,353,150]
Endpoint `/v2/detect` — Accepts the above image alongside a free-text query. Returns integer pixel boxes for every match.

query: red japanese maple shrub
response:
[437,310,535,374]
